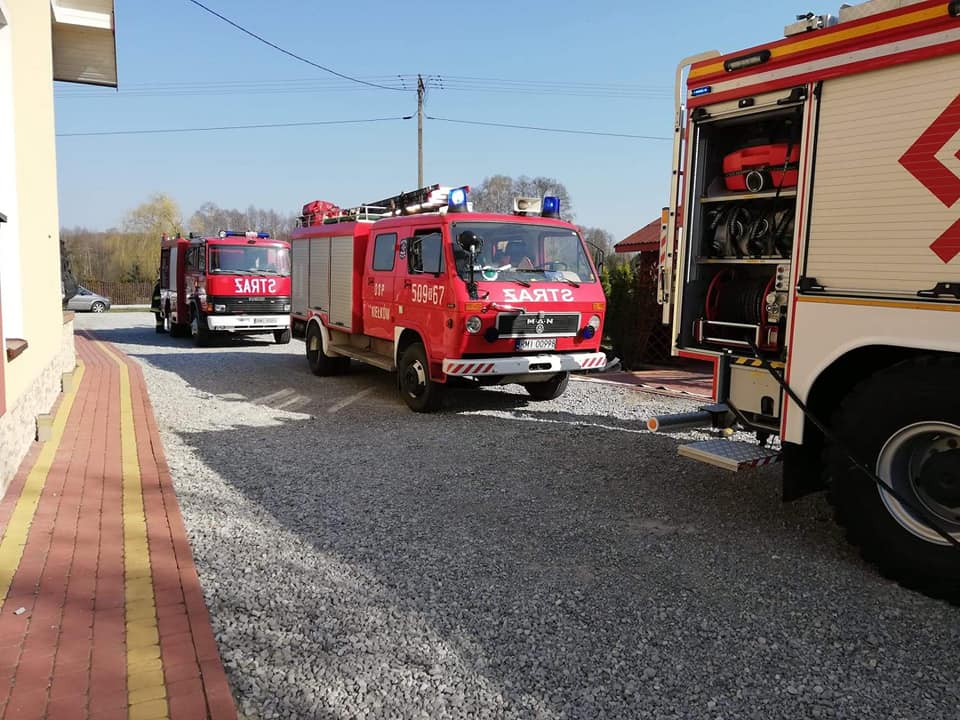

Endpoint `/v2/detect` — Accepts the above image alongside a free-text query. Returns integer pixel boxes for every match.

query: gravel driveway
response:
[78,313,959,720]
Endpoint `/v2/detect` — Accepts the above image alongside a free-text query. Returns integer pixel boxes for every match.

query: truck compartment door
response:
[291,238,309,316]
[329,235,355,330]
[804,53,960,297]
[308,236,331,314]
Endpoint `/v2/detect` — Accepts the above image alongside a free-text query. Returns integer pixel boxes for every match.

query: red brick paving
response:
[0,335,237,720]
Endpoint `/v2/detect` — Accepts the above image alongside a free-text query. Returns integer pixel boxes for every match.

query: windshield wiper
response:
[509,278,531,287]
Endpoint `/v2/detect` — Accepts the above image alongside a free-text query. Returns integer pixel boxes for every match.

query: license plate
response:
[253,318,272,325]
[516,338,556,351]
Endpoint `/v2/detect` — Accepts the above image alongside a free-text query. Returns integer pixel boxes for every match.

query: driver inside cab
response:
[499,241,535,270]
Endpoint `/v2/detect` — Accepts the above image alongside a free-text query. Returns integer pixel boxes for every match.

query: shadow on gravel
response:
[84,324,279,350]
[169,404,960,720]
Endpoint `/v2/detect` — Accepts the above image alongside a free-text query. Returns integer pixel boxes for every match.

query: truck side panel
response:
[329,235,354,330]
[803,53,960,296]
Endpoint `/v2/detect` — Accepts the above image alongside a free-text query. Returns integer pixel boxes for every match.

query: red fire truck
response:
[289,185,608,411]
[648,0,960,600]
[157,231,292,346]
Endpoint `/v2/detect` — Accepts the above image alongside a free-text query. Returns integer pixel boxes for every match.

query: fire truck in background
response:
[157,231,292,346]
[648,0,960,601]
[289,184,608,411]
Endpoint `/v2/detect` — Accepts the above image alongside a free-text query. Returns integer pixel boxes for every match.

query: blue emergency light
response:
[541,196,561,218]
[448,186,470,212]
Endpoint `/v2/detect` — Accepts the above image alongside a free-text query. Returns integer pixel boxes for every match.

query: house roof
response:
[51,1,117,87]
[615,218,661,254]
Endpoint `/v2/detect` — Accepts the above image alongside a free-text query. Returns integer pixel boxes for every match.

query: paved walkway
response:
[585,368,713,399]
[0,335,236,720]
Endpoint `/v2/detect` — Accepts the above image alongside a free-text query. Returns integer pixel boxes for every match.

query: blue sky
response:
[55,0,816,241]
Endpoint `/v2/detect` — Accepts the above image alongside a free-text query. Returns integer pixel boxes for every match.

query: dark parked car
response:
[66,285,111,313]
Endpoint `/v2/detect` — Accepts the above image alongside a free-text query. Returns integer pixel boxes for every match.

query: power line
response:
[56,116,409,137]
[425,115,671,141]
[183,0,406,92]
[54,74,670,101]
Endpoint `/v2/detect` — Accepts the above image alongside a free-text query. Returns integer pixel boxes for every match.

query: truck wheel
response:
[155,313,166,334]
[274,328,291,345]
[191,308,211,347]
[305,324,339,376]
[523,372,569,401]
[399,343,443,412]
[826,357,960,603]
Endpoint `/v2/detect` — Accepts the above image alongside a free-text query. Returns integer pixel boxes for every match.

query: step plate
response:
[678,439,781,472]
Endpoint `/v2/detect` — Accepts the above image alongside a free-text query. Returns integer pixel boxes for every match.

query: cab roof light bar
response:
[219,230,270,238]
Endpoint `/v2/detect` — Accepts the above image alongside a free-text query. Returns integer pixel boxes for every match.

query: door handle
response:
[367,277,375,285]
[403,280,412,288]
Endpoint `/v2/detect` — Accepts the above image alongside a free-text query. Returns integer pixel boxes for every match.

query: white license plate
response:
[516,338,556,351]
[253,318,272,324]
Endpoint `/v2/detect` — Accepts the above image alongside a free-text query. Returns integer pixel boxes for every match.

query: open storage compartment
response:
[678,93,806,358]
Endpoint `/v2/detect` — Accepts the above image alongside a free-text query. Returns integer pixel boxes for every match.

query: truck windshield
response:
[207,245,291,276]
[451,222,596,284]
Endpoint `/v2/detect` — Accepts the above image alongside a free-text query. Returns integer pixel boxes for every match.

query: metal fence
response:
[79,280,153,306]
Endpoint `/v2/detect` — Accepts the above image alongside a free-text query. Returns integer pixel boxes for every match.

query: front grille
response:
[209,295,291,314]
[496,312,580,337]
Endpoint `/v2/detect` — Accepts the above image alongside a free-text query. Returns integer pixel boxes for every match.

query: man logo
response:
[535,322,545,334]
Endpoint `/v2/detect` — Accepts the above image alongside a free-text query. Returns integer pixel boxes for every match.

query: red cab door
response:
[362,231,397,340]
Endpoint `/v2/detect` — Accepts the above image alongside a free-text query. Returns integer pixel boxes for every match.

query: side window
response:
[408,230,444,275]
[184,247,196,272]
[160,249,170,289]
[372,233,397,271]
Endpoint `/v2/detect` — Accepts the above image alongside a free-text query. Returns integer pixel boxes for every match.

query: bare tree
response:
[471,175,575,221]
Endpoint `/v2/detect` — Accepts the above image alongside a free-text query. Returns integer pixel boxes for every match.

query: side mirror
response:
[457,231,483,255]
[594,250,605,275]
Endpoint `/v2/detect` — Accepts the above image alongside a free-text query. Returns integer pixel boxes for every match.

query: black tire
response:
[191,307,211,347]
[90,301,106,313]
[522,372,570,401]
[155,313,166,334]
[274,328,292,345]
[398,343,443,412]
[826,357,960,603]
[305,324,340,376]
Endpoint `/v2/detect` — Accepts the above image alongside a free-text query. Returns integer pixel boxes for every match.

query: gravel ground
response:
[78,313,960,720]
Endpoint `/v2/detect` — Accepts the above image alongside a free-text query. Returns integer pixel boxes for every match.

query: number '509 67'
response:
[411,283,445,305]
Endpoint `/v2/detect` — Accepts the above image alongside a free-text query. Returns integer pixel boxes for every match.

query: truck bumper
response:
[205,315,289,332]
[442,352,607,377]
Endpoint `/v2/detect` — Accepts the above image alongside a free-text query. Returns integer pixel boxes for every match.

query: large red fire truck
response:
[648,0,960,600]
[289,185,608,411]
[157,231,292,346]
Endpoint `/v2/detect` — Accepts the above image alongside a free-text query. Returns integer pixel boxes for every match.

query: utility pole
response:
[417,74,425,187]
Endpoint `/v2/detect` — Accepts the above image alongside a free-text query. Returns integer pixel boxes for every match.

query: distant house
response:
[614,218,662,256]
[0,1,117,493]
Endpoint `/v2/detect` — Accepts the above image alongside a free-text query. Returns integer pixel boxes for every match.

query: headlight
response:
[283,304,291,312]
[465,315,482,334]
[213,304,227,312]
[588,315,601,330]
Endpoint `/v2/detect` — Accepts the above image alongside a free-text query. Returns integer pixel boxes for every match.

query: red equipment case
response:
[723,143,800,193]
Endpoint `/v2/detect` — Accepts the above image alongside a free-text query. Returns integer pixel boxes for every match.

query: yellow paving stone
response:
[126,601,157,622]
[128,697,169,720]
[127,666,165,693]
[127,645,162,667]
[127,657,164,676]
[129,683,167,706]
[127,625,160,648]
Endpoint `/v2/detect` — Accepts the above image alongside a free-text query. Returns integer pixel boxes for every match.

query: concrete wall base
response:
[0,319,76,498]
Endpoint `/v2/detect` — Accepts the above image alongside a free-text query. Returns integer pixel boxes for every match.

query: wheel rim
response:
[877,421,960,545]
[403,358,427,398]
[92,303,104,313]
